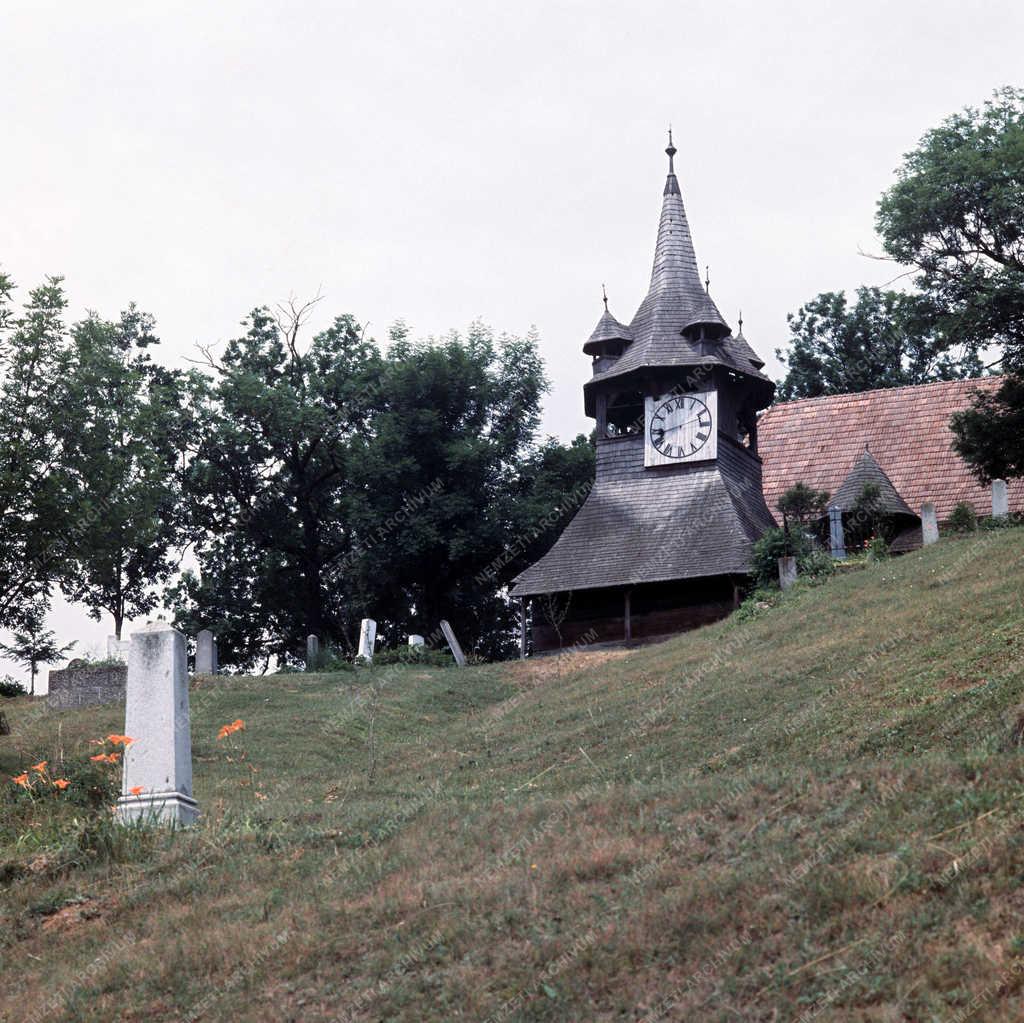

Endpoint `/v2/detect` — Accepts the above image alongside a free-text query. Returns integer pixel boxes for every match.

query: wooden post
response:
[624,588,632,643]
[518,598,527,660]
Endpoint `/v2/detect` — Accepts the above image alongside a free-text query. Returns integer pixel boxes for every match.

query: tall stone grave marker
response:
[306,634,319,671]
[778,556,798,591]
[992,479,1009,519]
[358,619,377,662]
[921,501,939,545]
[195,629,218,674]
[117,623,198,827]
[439,619,467,666]
[828,506,846,559]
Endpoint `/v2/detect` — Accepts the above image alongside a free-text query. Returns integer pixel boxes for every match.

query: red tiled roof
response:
[758,377,1023,522]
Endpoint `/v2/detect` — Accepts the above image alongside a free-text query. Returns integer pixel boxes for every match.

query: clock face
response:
[649,394,714,459]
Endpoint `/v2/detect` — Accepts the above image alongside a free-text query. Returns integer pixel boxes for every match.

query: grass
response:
[2,527,1024,1021]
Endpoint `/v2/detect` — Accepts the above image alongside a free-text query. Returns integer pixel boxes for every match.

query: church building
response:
[511,135,776,652]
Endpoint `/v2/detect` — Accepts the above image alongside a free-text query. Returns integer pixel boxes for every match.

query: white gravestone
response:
[992,479,1009,519]
[439,619,467,666]
[195,629,218,674]
[117,623,198,827]
[778,556,798,591]
[306,634,319,671]
[408,635,425,647]
[358,619,377,662]
[828,506,846,559]
[106,636,131,662]
[921,502,939,545]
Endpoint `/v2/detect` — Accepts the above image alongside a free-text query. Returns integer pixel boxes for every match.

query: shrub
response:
[751,527,827,588]
[777,482,830,528]
[947,502,978,533]
[866,535,890,562]
[373,646,454,668]
[317,646,355,672]
[847,483,896,547]
[0,676,27,699]
[734,587,782,622]
[979,511,1022,530]
[800,547,837,581]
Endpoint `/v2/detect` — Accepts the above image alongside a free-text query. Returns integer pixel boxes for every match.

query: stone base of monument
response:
[117,789,199,827]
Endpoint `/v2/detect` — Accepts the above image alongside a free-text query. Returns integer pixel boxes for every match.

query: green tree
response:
[344,322,552,659]
[56,306,194,639]
[877,86,1024,479]
[0,273,74,628]
[172,308,586,667]
[170,301,384,669]
[776,482,830,527]
[775,287,982,401]
[0,599,75,695]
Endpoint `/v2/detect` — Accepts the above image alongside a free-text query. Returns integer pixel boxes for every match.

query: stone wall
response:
[47,664,127,711]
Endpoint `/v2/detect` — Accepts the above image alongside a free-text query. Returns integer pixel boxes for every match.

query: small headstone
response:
[117,623,198,827]
[306,634,319,672]
[408,635,425,647]
[106,636,130,662]
[195,629,218,674]
[921,501,939,545]
[992,479,1009,519]
[778,556,798,591]
[358,619,377,662]
[439,619,467,666]
[828,506,846,559]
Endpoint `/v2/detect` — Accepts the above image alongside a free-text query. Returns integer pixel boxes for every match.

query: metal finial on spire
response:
[665,125,676,174]
[602,283,608,311]
[738,309,743,334]
[704,265,711,293]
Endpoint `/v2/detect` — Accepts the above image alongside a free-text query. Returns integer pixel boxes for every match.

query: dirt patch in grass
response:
[507,647,633,688]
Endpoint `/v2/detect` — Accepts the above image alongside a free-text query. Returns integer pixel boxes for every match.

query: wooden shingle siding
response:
[510,432,775,597]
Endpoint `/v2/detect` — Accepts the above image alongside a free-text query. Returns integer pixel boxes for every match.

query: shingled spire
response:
[648,129,705,304]
[583,134,764,403]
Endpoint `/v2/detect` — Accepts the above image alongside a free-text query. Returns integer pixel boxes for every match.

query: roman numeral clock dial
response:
[644,390,718,466]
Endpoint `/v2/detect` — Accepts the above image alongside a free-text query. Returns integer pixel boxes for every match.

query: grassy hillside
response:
[2,528,1024,1022]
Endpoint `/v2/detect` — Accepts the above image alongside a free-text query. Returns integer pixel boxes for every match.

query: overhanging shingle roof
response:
[758,377,1023,521]
[830,449,916,517]
[511,440,775,596]
[583,307,632,354]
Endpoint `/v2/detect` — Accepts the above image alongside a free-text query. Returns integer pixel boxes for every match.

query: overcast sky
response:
[3,0,1022,687]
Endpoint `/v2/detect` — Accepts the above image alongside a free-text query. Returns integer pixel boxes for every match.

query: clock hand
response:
[663,415,710,434]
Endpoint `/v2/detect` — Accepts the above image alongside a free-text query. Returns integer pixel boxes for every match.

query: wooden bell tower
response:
[512,133,777,653]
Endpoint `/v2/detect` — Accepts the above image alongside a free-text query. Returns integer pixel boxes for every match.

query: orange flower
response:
[231,719,245,731]
[52,779,70,790]
[12,773,30,788]
[90,753,107,762]
[106,734,135,747]
[217,719,246,740]
[30,761,48,774]
[129,785,144,796]
[90,752,120,764]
